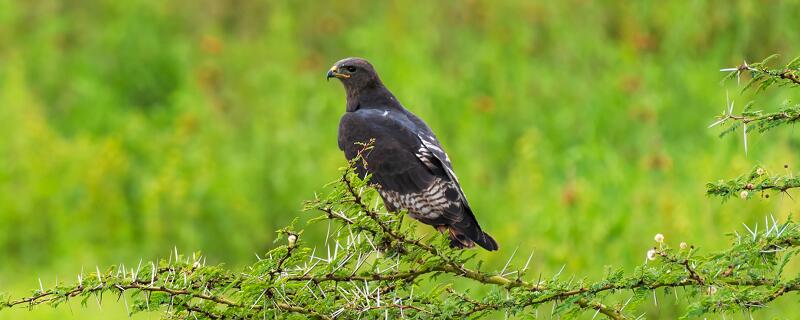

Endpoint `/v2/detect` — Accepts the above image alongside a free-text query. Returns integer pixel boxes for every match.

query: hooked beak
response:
[326,65,349,81]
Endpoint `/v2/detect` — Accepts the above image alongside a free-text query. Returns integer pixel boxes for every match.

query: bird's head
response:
[326,57,381,90]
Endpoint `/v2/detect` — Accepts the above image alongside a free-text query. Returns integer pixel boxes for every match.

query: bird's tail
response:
[445,220,499,251]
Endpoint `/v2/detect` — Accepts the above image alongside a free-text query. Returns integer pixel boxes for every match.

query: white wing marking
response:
[418,135,460,184]
[415,146,436,171]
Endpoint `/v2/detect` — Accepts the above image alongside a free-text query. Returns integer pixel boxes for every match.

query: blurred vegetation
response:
[1,0,800,318]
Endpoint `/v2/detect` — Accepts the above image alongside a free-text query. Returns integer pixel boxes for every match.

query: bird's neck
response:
[346,82,401,112]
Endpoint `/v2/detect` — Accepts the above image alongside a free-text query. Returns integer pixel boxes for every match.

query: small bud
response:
[707,286,718,295]
[679,242,688,250]
[739,190,748,199]
[646,249,657,261]
[654,233,664,243]
[745,183,754,190]
[756,168,765,175]
[287,234,298,248]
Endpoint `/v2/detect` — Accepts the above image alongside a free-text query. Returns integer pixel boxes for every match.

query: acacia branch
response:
[706,166,800,200]
[5,144,800,319]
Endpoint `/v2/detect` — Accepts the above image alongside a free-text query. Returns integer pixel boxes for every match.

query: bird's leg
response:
[436,225,448,234]
[446,227,475,249]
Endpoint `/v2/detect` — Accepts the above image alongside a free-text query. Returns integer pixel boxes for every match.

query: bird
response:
[327,57,498,251]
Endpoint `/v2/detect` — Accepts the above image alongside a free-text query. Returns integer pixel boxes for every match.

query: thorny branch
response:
[709,55,800,200]
[6,56,800,319]
[707,165,800,200]
[4,162,800,319]
[711,56,800,154]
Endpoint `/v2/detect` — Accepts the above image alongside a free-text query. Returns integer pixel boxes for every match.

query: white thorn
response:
[653,289,658,307]
[765,216,770,236]
[553,264,566,280]
[728,94,735,114]
[123,294,130,316]
[743,223,755,239]
[96,266,103,285]
[743,123,748,155]
[753,222,758,240]
[150,262,156,286]
[708,116,729,128]
[500,246,519,276]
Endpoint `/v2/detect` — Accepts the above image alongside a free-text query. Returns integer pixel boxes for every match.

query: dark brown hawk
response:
[327,57,498,251]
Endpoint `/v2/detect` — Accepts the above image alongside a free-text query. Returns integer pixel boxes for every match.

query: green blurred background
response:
[1,0,800,318]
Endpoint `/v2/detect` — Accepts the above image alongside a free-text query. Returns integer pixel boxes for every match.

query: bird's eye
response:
[345,66,357,73]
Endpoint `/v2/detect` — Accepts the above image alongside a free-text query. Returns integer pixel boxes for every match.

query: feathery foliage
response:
[5,6,800,320]
[709,55,800,198]
[5,134,800,318]
[3,1,800,318]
